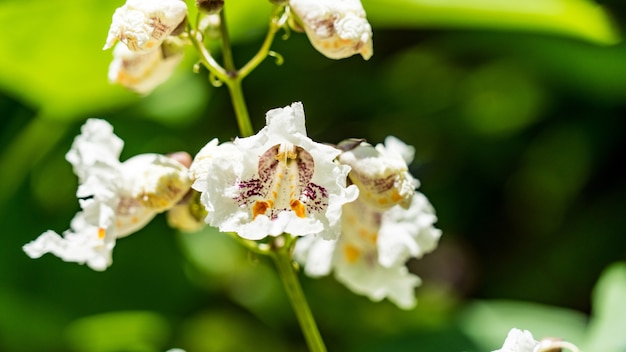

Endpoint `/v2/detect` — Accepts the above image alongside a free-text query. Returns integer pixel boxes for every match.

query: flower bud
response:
[196,0,224,14]
[269,0,289,6]
[338,136,417,209]
[289,0,373,60]
[108,39,184,94]
[104,0,188,52]
[125,154,191,212]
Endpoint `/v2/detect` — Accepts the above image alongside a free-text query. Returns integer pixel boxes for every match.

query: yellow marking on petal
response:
[390,192,403,203]
[131,216,139,224]
[98,228,106,239]
[343,244,360,263]
[290,199,306,218]
[358,228,378,244]
[377,197,389,206]
[252,200,271,219]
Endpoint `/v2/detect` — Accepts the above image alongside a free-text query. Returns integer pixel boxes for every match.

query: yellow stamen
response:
[97,228,106,239]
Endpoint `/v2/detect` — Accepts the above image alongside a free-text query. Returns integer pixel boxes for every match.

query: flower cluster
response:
[294,137,441,309]
[26,0,437,311]
[103,0,188,93]
[23,119,191,271]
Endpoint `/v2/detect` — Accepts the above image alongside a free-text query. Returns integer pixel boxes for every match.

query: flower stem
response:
[219,8,236,73]
[239,6,286,79]
[271,238,327,352]
[226,79,254,137]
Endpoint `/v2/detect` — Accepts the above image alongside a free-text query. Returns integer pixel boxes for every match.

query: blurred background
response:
[1,0,626,351]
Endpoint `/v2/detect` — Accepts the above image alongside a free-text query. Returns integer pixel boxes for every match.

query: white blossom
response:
[190,102,358,240]
[295,136,440,309]
[338,136,417,209]
[289,0,373,60]
[23,119,190,270]
[493,329,581,352]
[295,192,441,309]
[493,329,539,352]
[103,0,188,52]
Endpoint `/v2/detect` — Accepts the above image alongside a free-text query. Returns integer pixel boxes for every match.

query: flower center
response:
[236,143,328,221]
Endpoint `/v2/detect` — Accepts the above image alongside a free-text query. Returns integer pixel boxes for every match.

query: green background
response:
[1,0,626,351]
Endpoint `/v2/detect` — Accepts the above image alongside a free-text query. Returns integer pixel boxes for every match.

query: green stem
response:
[219,9,236,73]
[239,6,285,79]
[226,79,254,137]
[188,25,229,83]
[272,237,327,352]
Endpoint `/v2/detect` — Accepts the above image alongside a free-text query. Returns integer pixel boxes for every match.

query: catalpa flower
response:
[493,328,581,352]
[493,329,539,352]
[23,119,190,271]
[190,102,358,240]
[289,0,373,60]
[338,136,417,209]
[295,193,441,309]
[108,39,184,94]
[294,137,441,309]
[103,0,188,52]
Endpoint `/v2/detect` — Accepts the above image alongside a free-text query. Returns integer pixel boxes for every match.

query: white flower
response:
[23,119,190,271]
[190,102,358,240]
[294,192,441,309]
[338,136,417,209]
[493,329,581,352]
[289,0,373,60]
[493,329,539,352]
[103,0,188,52]
[108,39,184,94]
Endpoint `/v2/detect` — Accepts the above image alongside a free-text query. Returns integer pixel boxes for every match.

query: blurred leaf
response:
[0,115,70,208]
[459,60,546,136]
[0,289,69,352]
[457,300,587,351]
[364,0,619,45]
[177,228,290,327]
[584,262,626,352]
[0,1,136,119]
[179,309,295,352]
[65,311,170,352]
[0,0,272,120]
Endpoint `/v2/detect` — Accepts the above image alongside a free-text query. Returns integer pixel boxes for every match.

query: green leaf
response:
[0,1,136,119]
[457,299,587,351]
[584,262,626,352]
[65,311,170,352]
[364,0,620,45]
